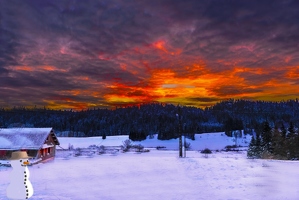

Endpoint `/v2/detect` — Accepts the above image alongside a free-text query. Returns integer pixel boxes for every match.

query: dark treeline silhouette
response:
[0,99,298,140]
[247,121,299,160]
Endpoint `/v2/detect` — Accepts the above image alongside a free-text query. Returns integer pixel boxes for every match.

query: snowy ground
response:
[0,133,298,200]
[57,132,251,150]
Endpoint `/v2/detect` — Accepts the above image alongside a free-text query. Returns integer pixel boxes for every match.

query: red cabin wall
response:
[0,150,7,159]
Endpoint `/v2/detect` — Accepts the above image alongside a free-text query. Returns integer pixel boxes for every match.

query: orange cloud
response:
[7,65,67,72]
[43,99,92,110]
[102,64,220,107]
[286,66,299,78]
[104,81,156,104]
[14,61,296,110]
[10,66,34,71]
[153,40,167,52]
[40,66,67,72]
[151,40,182,55]
[284,56,292,63]
[8,62,297,110]
[7,41,298,111]
[44,88,108,110]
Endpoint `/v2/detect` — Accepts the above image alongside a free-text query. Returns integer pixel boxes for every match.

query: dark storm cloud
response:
[240,69,289,85]
[210,85,263,97]
[185,0,299,67]
[2,0,299,65]
[1,0,299,108]
[72,61,142,86]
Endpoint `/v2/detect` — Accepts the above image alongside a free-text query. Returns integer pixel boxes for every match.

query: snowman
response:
[6,151,34,200]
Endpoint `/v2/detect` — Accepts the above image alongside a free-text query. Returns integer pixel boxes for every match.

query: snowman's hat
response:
[8,151,32,160]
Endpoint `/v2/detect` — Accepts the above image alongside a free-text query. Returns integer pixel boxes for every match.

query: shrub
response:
[68,143,74,150]
[200,148,212,154]
[121,139,132,152]
[135,144,144,152]
[184,142,191,150]
[224,145,240,152]
[201,148,212,158]
[225,145,238,149]
[89,144,97,149]
[74,148,82,157]
[98,145,105,154]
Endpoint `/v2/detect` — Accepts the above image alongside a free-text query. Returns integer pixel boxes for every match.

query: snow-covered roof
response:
[0,128,60,150]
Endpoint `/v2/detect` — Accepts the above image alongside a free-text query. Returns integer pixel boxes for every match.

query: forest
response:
[0,99,298,140]
[247,121,299,160]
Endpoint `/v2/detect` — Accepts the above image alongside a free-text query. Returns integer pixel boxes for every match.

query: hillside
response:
[1,100,299,139]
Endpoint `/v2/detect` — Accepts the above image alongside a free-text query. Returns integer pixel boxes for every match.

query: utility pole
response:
[177,106,183,158]
[183,135,186,157]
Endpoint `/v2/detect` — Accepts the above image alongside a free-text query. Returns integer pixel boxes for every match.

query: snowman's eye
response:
[20,160,22,162]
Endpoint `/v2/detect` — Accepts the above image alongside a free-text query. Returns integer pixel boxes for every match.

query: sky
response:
[1,0,299,110]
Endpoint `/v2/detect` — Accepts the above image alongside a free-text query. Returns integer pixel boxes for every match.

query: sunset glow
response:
[1,0,299,110]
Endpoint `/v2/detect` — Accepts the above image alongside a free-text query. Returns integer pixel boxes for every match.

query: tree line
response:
[247,121,299,160]
[0,99,298,140]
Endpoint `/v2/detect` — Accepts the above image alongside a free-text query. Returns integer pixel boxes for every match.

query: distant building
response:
[0,128,60,164]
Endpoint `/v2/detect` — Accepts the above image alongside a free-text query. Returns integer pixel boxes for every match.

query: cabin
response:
[0,128,60,164]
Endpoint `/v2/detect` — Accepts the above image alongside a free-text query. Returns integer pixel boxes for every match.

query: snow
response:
[0,132,298,200]
[0,128,54,149]
[58,132,251,150]
[0,137,12,147]
[41,144,54,148]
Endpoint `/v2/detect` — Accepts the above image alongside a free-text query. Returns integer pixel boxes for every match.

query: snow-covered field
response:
[57,132,250,150]
[0,133,298,200]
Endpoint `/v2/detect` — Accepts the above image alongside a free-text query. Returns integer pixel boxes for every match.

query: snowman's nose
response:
[23,161,29,165]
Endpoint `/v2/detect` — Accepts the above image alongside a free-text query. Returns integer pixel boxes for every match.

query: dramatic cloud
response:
[1,0,299,109]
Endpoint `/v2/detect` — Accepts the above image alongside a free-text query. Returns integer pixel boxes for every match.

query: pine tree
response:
[271,127,286,158]
[247,136,257,158]
[286,122,296,159]
[129,130,147,141]
[247,134,263,158]
[255,133,263,158]
[281,123,287,139]
[287,122,295,139]
[261,121,272,153]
